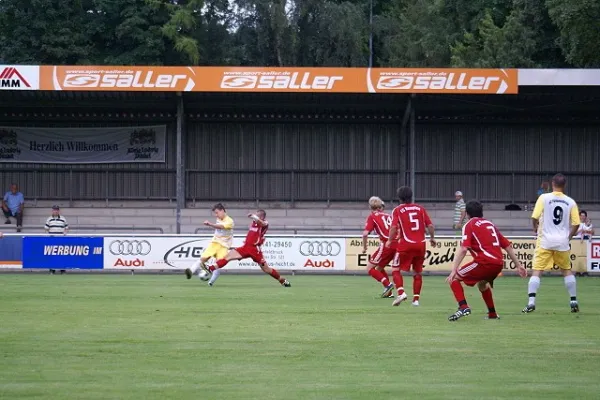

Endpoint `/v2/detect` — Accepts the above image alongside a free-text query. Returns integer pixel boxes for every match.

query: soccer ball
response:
[198,269,210,281]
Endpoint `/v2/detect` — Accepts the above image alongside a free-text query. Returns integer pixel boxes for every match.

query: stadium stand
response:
[7,200,599,235]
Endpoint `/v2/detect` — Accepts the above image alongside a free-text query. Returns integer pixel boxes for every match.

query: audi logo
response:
[109,240,151,256]
[299,241,341,257]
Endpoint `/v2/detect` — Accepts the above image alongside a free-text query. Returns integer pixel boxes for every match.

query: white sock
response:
[208,269,220,285]
[564,275,577,300]
[190,260,202,274]
[528,276,541,306]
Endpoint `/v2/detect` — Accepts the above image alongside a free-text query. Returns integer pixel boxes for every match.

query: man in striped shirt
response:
[453,191,466,230]
[45,206,69,235]
[45,205,68,274]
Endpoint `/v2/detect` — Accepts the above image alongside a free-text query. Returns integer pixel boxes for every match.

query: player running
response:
[386,186,435,307]
[185,203,234,283]
[207,210,291,287]
[446,200,527,321]
[362,196,395,298]
[523,173,580,314]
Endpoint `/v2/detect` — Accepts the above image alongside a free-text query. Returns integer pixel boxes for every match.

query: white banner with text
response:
[103,236,346,271]
[0,125,166,163]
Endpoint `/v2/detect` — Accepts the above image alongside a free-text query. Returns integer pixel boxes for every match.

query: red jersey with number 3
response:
[364,211,396,244]
[244,220,269,246]
[461,217,510,266]
[391,204,432,251]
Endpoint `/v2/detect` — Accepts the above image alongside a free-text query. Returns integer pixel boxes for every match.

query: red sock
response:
[269,268,284,283]
[216,259,228,269]
[481,288,497,317]
[392,269,405,295]
[450,280,468,309]
[379,268,390,286]
[413,274,422,301]
[368,268,388,287]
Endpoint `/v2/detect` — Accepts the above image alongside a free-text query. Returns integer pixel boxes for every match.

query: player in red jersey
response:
[207,210,291,287]
[446,200,527,321]
[386,186,436,307]
[362,196,396,298]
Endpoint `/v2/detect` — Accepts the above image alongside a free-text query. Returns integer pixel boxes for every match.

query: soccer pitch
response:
[1,274,599,400]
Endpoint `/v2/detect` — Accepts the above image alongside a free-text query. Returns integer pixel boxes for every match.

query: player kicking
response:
[185,203,234,285]
[446,200,527,321]
[362,196,395,298]
[523,173,580,314]
[387,186,435,307]
[207,210,291,287]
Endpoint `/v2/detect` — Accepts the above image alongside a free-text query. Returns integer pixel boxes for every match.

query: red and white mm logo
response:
[587,242,600,272]
[0,66,39,90]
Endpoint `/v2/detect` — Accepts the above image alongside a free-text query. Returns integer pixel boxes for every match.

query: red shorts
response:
[235,245,266,265]
[392,246,426,273]
[457,262,503,286]
[369,243,396,268]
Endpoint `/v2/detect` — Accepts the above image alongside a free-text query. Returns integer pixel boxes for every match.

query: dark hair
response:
[257,209,267,218]
[466,200,483,218]
[580,210,587,217]
[552,173,567,189]
[397,186,413,204]
[212,203,226,212]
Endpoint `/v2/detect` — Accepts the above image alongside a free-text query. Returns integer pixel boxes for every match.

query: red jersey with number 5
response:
[461,217,510,266]
[244,220,269,246]
[364,211,397,244]
[391,204,432,251]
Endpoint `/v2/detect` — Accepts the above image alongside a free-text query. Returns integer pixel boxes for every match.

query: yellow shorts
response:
[532,248,571,271]
[201,242,229,260]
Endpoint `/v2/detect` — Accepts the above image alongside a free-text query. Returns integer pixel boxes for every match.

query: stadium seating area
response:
[10,200,600,235]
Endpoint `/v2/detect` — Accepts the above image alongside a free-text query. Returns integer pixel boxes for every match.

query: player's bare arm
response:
[532,218,539,233]
[248,213,267,227]
[427,224,436,246]
[504,246,527,278]
[386,225,398,248]
[569,224,579,241]
[446,246,469,283]
[361,230,370,253]
[204,220,226,229]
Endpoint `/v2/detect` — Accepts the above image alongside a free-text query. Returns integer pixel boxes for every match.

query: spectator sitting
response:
[576,210,594,241]
[2,183,24,232]
[536,181,549,198]
[45,205,68,274]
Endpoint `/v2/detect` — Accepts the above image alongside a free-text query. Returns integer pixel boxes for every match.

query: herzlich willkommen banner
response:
[0,125,166,163]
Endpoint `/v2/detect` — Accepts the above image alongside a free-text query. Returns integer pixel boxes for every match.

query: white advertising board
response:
[103,236,346,271]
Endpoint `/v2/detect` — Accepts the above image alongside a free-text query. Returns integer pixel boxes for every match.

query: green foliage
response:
[0,0,597,67]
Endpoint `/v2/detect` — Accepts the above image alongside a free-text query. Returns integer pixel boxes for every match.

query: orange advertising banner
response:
[40,66,199,91]
[39,66,518,94]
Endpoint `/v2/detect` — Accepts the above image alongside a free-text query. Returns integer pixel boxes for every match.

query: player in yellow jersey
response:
[523,174,581,314]
[185,203,234,285]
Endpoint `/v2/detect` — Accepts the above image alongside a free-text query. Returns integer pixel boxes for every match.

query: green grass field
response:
[1,274,599,400]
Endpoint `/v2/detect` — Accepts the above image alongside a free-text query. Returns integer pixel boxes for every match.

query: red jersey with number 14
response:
[244,220,269,246]
[461,217,510,266]
[391,204,432,251]
[364,211,396,243]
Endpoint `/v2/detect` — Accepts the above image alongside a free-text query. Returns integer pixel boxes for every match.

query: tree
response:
[294,0,369,67]
[0,0,93,64]
[147,0,204,64]
[451,8,539,68]
[546,0,600,67]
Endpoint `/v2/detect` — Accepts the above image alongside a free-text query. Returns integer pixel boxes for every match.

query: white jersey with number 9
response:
[532,192,580,251]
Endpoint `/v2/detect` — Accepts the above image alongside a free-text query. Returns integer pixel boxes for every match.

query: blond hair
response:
[368,196,385,210]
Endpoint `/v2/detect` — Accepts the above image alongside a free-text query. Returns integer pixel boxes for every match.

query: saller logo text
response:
[63,71,191,89]
[377,73,509,93]
[221,72,343,90]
